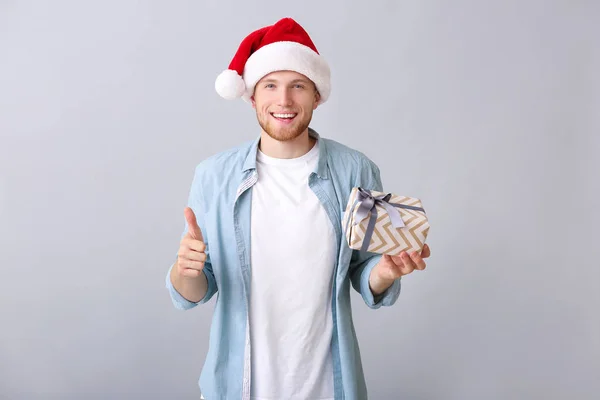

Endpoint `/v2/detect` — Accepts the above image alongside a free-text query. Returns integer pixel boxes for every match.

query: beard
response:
[257,110,313,142]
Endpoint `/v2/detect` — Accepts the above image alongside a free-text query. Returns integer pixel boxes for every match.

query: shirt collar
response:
[242,127,329,179]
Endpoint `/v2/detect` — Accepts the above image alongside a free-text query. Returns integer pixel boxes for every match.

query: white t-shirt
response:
[249,139,337,400]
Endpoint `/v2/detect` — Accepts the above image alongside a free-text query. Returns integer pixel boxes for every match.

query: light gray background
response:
[1,1,598,399]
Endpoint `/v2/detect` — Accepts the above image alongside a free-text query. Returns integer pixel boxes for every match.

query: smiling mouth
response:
[270,112,298,122]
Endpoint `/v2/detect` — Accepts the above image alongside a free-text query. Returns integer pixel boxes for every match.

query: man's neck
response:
[258,129,316,159]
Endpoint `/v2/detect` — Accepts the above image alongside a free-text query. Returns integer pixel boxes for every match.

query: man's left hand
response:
[369,244,431,296]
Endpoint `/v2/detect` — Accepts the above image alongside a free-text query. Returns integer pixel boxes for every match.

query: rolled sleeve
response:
[350,252,402,309]
[359,255,401,308]
[165,263,198,310]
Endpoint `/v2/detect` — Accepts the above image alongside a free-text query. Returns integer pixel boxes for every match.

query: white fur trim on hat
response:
[241,41,331,104]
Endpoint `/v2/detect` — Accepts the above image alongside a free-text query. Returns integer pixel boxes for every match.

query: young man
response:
[166,17,430,400]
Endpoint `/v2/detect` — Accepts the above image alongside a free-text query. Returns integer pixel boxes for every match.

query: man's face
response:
[252,70,320,142]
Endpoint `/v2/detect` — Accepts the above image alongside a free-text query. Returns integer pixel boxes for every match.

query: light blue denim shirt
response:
[166,128,401,400]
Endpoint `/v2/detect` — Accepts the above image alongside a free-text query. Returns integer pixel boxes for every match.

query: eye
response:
[265,83,275,89]
[293,84,305,89]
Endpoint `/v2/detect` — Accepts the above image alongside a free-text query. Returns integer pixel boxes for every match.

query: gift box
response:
[343,187,430,256]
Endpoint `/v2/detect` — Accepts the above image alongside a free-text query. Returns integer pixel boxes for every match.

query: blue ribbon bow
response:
[354,188,406,230]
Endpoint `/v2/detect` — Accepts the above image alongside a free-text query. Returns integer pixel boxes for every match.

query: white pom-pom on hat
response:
[215,69,246,100]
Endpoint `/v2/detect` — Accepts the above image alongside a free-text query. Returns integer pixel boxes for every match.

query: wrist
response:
[369,271,396,296]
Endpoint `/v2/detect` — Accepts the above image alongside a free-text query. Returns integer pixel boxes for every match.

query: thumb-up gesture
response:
[176,207,207,278]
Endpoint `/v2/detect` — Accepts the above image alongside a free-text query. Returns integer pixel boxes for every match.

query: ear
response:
[251,95,256,109]
[313,91,321,110]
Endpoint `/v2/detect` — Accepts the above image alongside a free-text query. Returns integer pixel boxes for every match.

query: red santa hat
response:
[214,18,331,104]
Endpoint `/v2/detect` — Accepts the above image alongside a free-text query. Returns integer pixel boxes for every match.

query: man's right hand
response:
[175,207,207,278]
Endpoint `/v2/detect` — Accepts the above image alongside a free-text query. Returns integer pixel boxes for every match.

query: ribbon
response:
[354,187,406,230]
[345,187,425,253]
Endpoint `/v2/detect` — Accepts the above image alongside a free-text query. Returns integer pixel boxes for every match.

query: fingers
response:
[179,248,207,263]
[387,253,414,277]
[178,257,205,270]
[399,252,417,272]
[421,244,431,258]
[178,238,207,264]
[184,207,204,241]
[183,236,206,253]
[177,239,207,276]
[176,253,205,277]
[410,251,427,270]
[180,267,203,278]
[389,250,427,277]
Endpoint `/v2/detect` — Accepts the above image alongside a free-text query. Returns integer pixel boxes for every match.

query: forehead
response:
[258,70,312,84]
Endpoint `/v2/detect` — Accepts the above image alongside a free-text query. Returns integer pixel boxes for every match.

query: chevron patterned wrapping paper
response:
[343,187,430,256]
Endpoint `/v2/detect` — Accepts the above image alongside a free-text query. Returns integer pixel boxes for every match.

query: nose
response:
[277,87,293,107]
